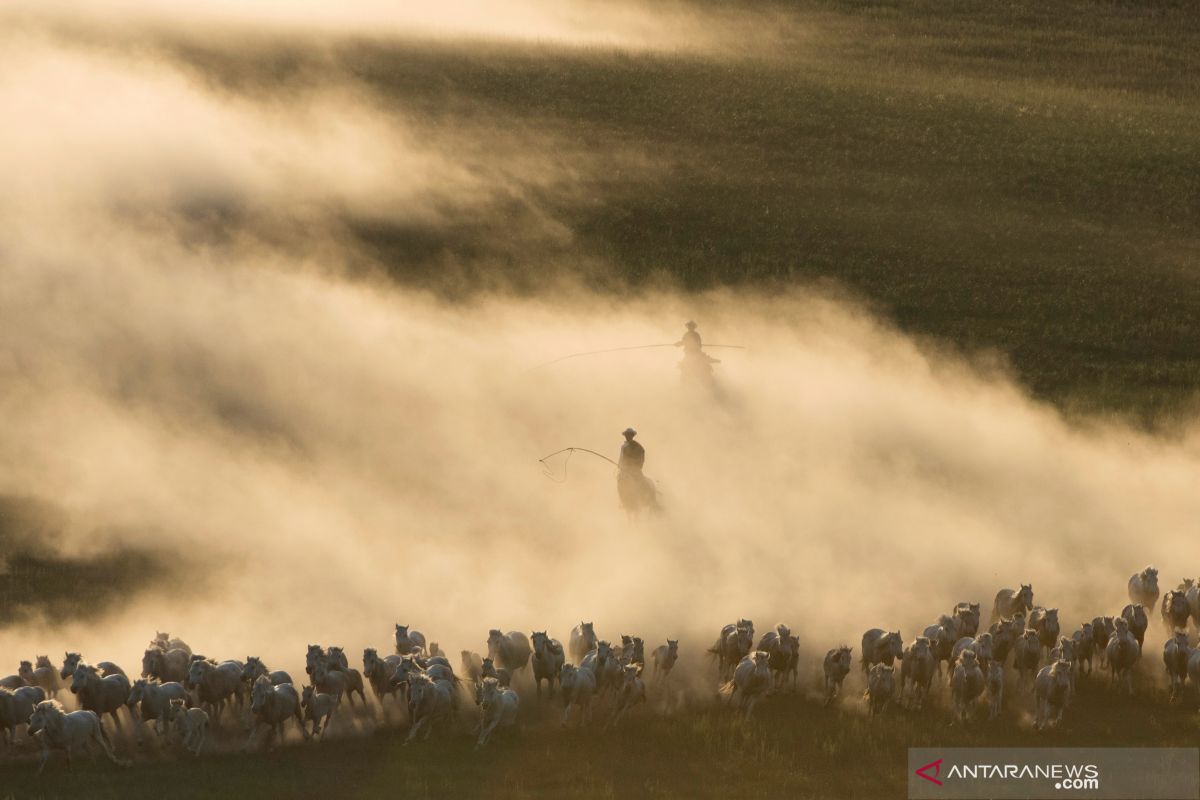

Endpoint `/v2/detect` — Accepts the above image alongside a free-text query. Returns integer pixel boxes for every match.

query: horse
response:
[617,469,660,517]
[27,700,127,774]
[71,663,131,732]
[141,647,190,684]
[21,658,62,699]
[60,652,125,682]
[476,677,519,747]
[531,632,564,699]
[723,652,772,716]
[652,640,679,683]
[405,673,454,743]
[128,679,188,743]
[242,656,293,689]
[991,584,1034,624]
[823,646,852,706]
[363,648,404,708]
[301,686,337,739]
[246,676,306,751]
[149,632,192,657]
[606,665,646,729]
[394,625,428,656]
[709,622,754,681]
[559,664,596,728]
[569,623,598,665]
[187,658,245,723]
[163,698,208,756]
[487,630,532,675]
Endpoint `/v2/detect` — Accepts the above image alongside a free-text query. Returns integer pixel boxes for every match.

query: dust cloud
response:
[1,6,1198,684]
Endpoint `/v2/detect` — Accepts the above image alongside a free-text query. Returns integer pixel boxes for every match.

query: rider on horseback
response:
[675,320,719,383]
[617,428,657,514]
[619,428,645,475]
[675,321,702,355]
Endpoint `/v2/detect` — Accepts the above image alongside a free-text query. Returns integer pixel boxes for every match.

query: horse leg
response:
[243,723,260,752]
[295,705,309,740]
[405,716,427,743]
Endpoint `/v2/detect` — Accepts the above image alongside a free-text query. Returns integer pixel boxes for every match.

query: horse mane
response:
[35,698,65,713]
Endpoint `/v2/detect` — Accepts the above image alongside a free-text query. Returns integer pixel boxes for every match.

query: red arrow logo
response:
[915,758,943,786]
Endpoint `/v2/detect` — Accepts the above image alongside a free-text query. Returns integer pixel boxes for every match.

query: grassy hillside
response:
[152,0,1200,422]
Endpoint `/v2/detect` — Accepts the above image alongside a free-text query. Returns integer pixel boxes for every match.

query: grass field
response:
[138,0,1200,422]
[3,669,1199,799]
[4,2,1200,798]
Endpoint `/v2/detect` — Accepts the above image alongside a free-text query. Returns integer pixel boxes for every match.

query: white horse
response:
[651,640,679,683]
[709,622,753,681]
[1187,650,1200,710]
[0,686,44,746]
[580,641,621,696]
[242,657,293,689]
[246,675,306,751]
[475,677,518,748]
[569,622,598,665]
[900,638,935,710]
[1013,630,1042,689]
[141,647,190,684]
[1128,566,1160,609]
[301,686,337,739]
[1121,604,1149,650]
[60,652,125,682]
[951,650,985,722]
[1162,590,1190,633]
[128,679,188,743]
[0,671,26,690]
[405,673,454,743]
[487,630,532,675]
[823,646,852,706]
[163,698,208,756]
[559,664,596,728]
[363,648,404,709]
[311,649,367,708]
[723,652,772,715]
[756,624,795,689]
[991,584,1034,624]
[71,663,131,731]
[1034,660,1072,730]
[530,632,564,699]
[187,658,245,722]
[21,658,62,699]
[860,629,903,673]
[606,665,646,729]
[1163,631,1191,701]
[1106,618,1140,694]
[865,664,895,719]
[394,625,428,656]
[28,700,127,774]
[149,633,193,657]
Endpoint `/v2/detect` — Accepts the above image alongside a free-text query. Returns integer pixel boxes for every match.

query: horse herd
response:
[1,566,1196,773]
[840,566,1200,731]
